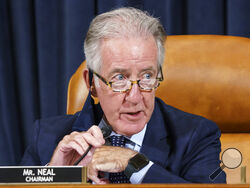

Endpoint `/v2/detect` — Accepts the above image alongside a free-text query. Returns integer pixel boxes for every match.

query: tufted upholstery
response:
[67,35,250,184]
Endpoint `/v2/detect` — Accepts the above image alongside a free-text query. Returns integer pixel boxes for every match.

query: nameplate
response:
[0,166,87,184]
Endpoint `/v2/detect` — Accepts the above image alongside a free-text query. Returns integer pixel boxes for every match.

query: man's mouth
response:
[127,111,141,115]
[121,111,143,120]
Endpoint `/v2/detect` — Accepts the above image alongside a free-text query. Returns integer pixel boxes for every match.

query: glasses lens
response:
[111,80,129,91]
[139,79,158,90]
[111,78,160,92]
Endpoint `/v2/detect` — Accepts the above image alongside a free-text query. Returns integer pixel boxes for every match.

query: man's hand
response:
[87,145,137,184]
[49,126,105,166]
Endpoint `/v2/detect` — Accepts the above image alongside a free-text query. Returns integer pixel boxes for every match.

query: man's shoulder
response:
[38,113,79,129]
[155,97,206,121]
[36,113,80,140]
[154,97,220,134]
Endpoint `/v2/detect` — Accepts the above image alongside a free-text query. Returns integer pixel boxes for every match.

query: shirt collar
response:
[127,124,147,147]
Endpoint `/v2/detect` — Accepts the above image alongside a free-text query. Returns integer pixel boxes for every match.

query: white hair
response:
[84,7,166,73]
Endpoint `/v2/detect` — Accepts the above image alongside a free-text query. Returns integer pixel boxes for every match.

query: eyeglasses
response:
[90,67,164,92]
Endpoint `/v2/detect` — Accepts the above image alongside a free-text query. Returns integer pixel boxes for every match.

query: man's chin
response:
[114,121,146,136]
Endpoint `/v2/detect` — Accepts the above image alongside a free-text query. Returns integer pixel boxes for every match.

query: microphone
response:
[73,120,112,165]
[99,119,113,139]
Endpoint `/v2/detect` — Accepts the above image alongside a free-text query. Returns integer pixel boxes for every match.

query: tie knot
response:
[110,135,127,147]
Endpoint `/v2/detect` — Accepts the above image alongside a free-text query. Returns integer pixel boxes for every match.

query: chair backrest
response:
[67,35,250,133]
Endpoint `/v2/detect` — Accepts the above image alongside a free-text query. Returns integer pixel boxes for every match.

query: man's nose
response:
[125,82,143,104]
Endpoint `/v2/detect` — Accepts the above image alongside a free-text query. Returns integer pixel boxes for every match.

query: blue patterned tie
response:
[109,135,130,184]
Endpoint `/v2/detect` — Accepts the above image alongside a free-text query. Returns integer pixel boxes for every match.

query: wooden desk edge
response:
[0,184,250,188]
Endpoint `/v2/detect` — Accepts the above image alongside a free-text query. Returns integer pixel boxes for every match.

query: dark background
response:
[0,0,250,165]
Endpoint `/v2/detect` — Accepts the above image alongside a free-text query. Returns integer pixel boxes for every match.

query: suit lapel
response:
[141,99,170,167]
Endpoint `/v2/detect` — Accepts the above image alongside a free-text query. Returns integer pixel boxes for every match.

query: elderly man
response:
[21,7,226,184]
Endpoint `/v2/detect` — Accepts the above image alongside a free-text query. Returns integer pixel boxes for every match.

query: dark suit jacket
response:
[21,95,226,183]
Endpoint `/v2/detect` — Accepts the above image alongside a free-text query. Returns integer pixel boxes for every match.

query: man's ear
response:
[83,69,90,89]
[83,69,97,97]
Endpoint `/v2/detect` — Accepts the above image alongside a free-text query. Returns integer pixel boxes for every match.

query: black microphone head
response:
[99,119,112,138]
[101,124,112,138]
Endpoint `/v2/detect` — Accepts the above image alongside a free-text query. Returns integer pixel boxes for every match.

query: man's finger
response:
[82,132,103,147]
[88,165,102,184]
[60,140,84,156]
[73,134,91,151]
[88,125,105,144]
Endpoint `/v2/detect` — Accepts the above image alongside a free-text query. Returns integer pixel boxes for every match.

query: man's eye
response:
[143,73,152,79]
[113,74,125,81]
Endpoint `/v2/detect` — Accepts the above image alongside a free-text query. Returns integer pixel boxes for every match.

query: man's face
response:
[94,36,158,136]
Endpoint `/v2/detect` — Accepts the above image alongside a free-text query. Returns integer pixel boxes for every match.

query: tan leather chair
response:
[67,35,250,184]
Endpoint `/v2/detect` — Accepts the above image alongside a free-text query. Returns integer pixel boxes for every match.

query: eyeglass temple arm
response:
[90,69,111,86]
[158,66,164,81]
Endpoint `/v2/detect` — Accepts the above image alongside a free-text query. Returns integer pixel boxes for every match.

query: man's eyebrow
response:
[107,67,157,77]
[140,67,157,74]
[107,68,129,78]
